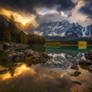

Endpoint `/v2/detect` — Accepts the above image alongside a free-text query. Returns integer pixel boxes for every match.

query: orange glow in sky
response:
[0,8,38,29]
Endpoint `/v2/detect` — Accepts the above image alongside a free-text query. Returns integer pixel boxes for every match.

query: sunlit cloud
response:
[36,8,58,16]
[0,8,38,28]
[36,0,92,25]
[36,7,69,19]
[60,11,68,18]
[68,0,92,26]
[0,0,91,26]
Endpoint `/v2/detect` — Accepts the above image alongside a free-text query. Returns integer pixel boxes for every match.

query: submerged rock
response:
[71,71,81,77]
[72,81,82,85]
[70,71,81,77]
[74,71,81,77]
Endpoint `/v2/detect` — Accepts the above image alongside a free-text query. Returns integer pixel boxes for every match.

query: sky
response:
[0,0,92,26]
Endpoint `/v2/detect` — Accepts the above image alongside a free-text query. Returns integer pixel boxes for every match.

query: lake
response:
[0,47,92,92]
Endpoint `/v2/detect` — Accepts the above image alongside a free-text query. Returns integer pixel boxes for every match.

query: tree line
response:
[0,15,45,45]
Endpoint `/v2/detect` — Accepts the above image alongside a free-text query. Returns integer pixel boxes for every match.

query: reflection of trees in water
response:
[0,62,32,78]
[0,63,18,76]
[8,63,16,76]
[45,48,84,69]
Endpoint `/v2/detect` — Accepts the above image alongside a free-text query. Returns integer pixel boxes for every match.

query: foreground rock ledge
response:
[7,49,50,65]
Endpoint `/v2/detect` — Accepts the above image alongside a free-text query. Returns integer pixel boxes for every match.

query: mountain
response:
[35,20,92,40]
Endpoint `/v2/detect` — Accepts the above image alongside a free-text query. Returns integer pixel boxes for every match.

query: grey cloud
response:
[80,0,92,18]
[0,0,75,13]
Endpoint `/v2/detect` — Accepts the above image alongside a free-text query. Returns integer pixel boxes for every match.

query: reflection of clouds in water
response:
[0,64,36,80]
[0,64,66,81]
[0,72,11,80]
[0,64,67,81]
[0,48,92,92]
[0,64,92,92]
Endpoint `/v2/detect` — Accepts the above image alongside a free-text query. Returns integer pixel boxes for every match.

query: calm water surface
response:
[0,47,92,92]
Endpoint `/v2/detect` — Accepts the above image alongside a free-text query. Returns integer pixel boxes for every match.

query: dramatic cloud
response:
[68,0,87,25]
[0,0,92,25]
[37,14,65,23]
[65,0,92,26]
[80,0,92,18]
[0,0,75,13]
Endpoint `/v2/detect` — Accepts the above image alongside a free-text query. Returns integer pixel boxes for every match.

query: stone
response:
[79,60,92,66]
[72,81,82,85]
[71,64,79,70]
[73,71,81,77]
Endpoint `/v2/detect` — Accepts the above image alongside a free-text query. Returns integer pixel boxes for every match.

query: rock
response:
[7,54,13,61]
[88,65,92,69]
[24,50,49,60]
[79,59,92,73]
[7,51,25,62]
[72,81,82,85]
[14,56,25,62]
[24,50,34,57]
[85,50,92,61]
[3,43,10,49]
[73,71,81,77]
[79,60,92,66]
[7,49,49,64]
[71,64,79,70]
[8,43,29,50]
[79,50,92,67]
[41,53,50,59]
[33,52,40,58]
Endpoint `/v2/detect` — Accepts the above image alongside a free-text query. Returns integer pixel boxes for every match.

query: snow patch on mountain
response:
[35,20,92,39]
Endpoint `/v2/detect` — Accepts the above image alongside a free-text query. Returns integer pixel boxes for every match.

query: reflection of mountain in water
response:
[44,48,85,69]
